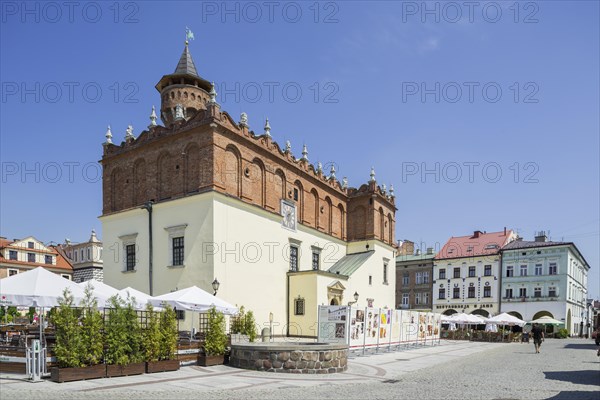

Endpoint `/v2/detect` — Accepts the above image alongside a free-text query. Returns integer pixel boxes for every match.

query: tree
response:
[159,306,177,361]
[52,289,84,368]
[79,284,104,366]
[123,294,143,363]
[142,304,161,362]
[244,310,257,342]
[204,306,227,356]
[105,295,130,366]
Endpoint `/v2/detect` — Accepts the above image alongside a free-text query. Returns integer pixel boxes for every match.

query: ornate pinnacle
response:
[342,177,348,189]
[390,184,395,198]
[317,162,323,174]
[382,183,387,194]
[209,82,218,105]
[370,166,376,182]
[104,125,113,144]
[264,118,271,138]
[329,164,336,181]
[148,106,157,128]
[239,112,248,127]
[285,140,291,153]
[301,144,309,161]
[125,125,134,141]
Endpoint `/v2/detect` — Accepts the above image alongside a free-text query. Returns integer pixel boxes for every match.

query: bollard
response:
[261,327,270,342]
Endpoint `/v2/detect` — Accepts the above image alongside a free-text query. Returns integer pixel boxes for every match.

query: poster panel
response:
[378,309,391,341]
[349,307,366,348]
[402,310,419,344]
[364,308,379,347]
[390,310,402,345]
[317,305,349,343]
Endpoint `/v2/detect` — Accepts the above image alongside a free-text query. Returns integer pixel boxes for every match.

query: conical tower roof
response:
[173,43,199,77]
[155,43,211,92]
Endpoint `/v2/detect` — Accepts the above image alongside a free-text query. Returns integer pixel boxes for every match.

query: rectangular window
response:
[27,253,36,263]
[289,246,298,271]
[294,298,305,315]
[468,266,476,277]
[505,288,513,298]
[483,286,491,298]
[383,263,388,284]
[8,269,18,276]
[453,268,460,278]
[548,287,557,297]
[423,271,430,284]
[175,310,185,320]
[438,288,445,299]
[172,237,184,266]
[453,287,460,299]
[424,292,430,305]
[402,273,409,286]
[415,293,421,305]
[9,250,17,260]
[74,251,78,261]
[534,287,542,298]
[293,188,299,201]
[484,265,492,276]
[439,269,446,279]
[535,264,543,276]
[369,275,372,285]
[312,252,320,270]
[402,293,409,305]
[468,286,475,298]
[520,265,528,276]
[416,272,423,284]
[87,248,91,260]
[549,263,557,275]
[126,244,136,271]
[28,241,34,249]
[519,288,527,298]
[45,255,52,264]
[80,249,84,261]
[506,266,514,277]
[61,274,71,280]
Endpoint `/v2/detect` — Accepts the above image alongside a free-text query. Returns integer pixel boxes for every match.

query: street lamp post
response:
[212,278,220,296]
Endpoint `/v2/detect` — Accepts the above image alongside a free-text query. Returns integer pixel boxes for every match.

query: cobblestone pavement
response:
[1,339,598,399]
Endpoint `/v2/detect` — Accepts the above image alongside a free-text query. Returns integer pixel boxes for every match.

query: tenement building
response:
[59,230,104,283]
[433,229,516,317]
[100,41,397,337]
[395,247,435,311]
[500,232,590,335]
[0,236,73,279]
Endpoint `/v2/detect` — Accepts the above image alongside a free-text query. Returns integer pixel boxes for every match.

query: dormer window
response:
[28,241,34,249]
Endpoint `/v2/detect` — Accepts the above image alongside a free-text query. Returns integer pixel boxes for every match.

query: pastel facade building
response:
[500,232,590,335]
[0,236,73,279]
[100,42,397,337]
[395,247,435,311]
[433,229,516,317]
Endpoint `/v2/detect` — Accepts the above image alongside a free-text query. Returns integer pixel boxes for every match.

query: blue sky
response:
[1,1,598,297]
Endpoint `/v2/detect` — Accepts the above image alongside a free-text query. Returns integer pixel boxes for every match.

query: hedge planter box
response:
[50,364,106,383]
[145,359,180,373]
[106,362,145,378]
[198,355,225,367]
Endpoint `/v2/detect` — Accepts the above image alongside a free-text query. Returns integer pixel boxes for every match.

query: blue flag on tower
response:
[186,27,195,41]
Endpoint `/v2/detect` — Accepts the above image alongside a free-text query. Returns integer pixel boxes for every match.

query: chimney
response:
[504,227,507,235]
[473,230,483,238]
[426,247,434,255]
[534,231,548,243]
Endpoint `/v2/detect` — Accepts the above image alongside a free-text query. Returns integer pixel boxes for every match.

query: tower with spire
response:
[155,41,213,127]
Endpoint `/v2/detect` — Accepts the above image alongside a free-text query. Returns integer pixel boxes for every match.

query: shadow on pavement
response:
[545,390,600,400]
[563,343,597,350]
[544,370,600,386]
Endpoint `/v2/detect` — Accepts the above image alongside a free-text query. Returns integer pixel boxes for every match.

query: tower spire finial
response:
[148,106,158,128]
[264,118,272,138]
[370,166,376,182]
[301,144,309,161]
[104,125,113,145]
[185,26,195,45]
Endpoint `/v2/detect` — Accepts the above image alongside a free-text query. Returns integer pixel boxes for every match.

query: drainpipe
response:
[142,201,154,295]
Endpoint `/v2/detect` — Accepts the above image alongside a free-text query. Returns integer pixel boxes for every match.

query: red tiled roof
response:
[0,240,73,272]
[435,230,515,260]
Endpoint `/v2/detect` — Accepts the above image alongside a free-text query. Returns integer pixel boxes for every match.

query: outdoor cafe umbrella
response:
[485,312,526,326]
[0,267,98,308]
[118,287,158,310]
[529,316,563,325]
[78,279,120,299]
[149,286,238,315]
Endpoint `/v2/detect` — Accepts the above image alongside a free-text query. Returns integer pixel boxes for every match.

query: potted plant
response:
[50,288,106,383]
[146,305,179,373]
[199,306,227,366]
[105,295,145,377]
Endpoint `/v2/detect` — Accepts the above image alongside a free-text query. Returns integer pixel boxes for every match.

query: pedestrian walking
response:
[531,323,544,353]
